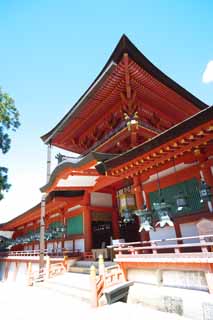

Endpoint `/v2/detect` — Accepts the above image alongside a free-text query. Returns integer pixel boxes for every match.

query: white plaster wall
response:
[57,241,62,253]
[7,262,16,282]
[64,240,73,250]
[149,226,177,245]
[91,192,112,207]
[34,244,39,250]
[162,270,207,291]
[75,239,85,252]
[16,262,27,283]
[128,269,159,285]
[180,222,199,243]
[47,242,54,253]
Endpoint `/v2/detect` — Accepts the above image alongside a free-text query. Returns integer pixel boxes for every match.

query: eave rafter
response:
[109,122,213,178]
[59,64,125,145]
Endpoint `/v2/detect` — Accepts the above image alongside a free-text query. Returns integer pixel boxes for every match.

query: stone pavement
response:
[0,282,191,320]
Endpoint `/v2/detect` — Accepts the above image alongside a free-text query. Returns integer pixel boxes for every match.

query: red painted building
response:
[1,35,213,256]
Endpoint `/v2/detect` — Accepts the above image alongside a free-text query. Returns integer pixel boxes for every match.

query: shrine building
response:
[1,35,213,256]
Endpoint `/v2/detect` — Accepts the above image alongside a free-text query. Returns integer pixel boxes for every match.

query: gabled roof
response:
[41,35,208,146]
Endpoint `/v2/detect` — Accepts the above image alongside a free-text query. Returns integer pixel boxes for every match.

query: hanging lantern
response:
[153,200,174,228]
[134,206,154,232]
[199,180,213,203]
[122,208,135,223]
[49,224,66,238]
[33,232,40,241]
[44,230,53,240]
[119,192,136,224]
[175,191,189,212]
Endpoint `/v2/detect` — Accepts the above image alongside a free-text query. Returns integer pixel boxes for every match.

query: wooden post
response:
[83,192,92,252]
[40,193,46,271]
[27,262,32,286]
[133,176,144,209]
[4,262,10,281]
[46,143,52,183]
[112,191,120,239]
[13,261,19,282]
[98,254,105,276]
[90,265,98,308]
[46,256,50,279]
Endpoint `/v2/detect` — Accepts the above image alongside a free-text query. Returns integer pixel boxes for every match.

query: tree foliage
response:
[0,87,20,200]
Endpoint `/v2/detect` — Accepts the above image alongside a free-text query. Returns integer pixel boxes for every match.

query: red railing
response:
[112,234,213,255]
[90,262,125,307]
[0,249,81,258]
[28,261,66,285]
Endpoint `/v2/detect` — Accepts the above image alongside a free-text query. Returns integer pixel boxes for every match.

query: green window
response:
[149,178,204,219]
[66,214,83,235]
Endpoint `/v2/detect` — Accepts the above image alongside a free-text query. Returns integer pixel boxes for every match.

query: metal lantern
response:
[153,200,174,228]
[44,231,53,241]
[48,224,66,238]
[122,208,135,224]
[175,191,189,212]
[134,207,154,232]
[119,192,136,224]
[33,232,40,241]
[199,180,213,203]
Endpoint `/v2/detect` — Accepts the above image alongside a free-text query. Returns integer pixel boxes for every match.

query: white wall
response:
[180,222,199,243]
[34,244,39,250]
[64,240,73,250]
[149,226,177,245]
[47,242,54,253]
[75,239,85,252]
[91,192,112,207]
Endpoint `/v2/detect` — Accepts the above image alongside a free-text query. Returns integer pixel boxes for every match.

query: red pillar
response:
[83,192,92,252]
[133,176,144,209]
[112,191,120,239]
[61,210,66,250]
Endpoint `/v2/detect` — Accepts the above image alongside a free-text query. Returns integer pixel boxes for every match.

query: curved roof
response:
[41,35,208,146]
[40,151,117,192]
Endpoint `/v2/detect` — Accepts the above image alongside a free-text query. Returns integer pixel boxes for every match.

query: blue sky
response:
[0,0,212,222]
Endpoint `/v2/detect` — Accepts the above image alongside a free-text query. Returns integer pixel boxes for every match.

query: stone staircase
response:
[37,272,92,303]
[36,260,116,304]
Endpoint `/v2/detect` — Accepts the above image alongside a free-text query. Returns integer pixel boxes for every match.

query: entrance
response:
[92,221,112,249]
[120,221,140,242]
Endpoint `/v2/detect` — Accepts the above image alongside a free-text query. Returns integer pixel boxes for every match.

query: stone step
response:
[74,260,116,269]
[68,266,92,275]
[36,273,91,303]
[37,282,91,303]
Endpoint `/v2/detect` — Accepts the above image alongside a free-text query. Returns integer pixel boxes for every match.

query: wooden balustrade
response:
[28,260,66,286]
[0,249,81,258]
[90,255,126,307]
[112,234,213,255]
